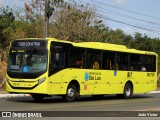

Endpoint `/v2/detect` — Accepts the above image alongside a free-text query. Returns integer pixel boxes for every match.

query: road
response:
[0,93,160,119]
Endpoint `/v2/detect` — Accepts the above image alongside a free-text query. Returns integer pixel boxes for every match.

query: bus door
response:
[48,42,66,94]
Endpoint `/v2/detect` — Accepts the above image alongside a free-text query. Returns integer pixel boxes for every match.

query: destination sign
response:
[18,42,40,47]
[11,40,47,48]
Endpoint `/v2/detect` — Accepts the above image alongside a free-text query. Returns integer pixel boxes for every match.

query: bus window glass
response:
[116,52,129,70]
[50,47,65,68]
[86,50,102,69]
[102,51,116,70]
[70,48,85,68]
[8,49,47,73]
[152,56,156,72]
[56,51,65,67]
[141,55,156,72]
[129,54,141,71]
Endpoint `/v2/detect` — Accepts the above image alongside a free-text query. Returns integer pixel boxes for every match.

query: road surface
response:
[0,92,160,119]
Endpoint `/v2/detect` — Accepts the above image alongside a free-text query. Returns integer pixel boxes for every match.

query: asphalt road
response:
[0,93,160,119]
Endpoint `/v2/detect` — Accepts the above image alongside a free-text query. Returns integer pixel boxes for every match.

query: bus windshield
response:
[7,49,48,76]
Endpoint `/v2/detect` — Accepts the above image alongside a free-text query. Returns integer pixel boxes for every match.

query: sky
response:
[1,0,160,38]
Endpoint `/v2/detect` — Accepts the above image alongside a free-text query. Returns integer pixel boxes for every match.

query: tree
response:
[23,0,64,37]
[134,33,153,51]
[49,1,106,42]
[0,7,15,61]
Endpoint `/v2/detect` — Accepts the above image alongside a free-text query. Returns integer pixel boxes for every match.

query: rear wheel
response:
[123,83,133,99]
[63,84,78,102]
[116,83,133,99]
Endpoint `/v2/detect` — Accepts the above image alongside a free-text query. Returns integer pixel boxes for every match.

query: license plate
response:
[12,82,33,87]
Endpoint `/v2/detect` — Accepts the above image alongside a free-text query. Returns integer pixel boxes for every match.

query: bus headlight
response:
[38,77,46,85]
[6,78,9,83]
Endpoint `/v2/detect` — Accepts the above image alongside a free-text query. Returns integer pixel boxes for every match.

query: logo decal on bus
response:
[114,70,117,76]
[85,72,89,81]
[22,66,30,73]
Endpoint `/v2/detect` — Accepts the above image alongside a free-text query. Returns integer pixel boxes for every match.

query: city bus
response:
[6,38,158,102]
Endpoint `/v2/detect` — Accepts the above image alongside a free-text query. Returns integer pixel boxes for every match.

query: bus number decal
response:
[147,73,155,77]
[127,72,132,78]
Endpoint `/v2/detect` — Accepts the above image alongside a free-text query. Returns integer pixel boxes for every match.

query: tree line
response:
[0,0,160,62]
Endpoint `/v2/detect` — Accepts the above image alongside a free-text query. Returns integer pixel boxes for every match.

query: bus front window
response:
[8,49,48,75]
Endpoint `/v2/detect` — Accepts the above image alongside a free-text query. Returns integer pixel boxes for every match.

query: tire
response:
[116,83,133,99]
[63,84,78,102]
[123,83,133,99]
[32,94,45,101]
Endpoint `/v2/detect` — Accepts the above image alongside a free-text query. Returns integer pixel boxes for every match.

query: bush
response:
[0,61,7,90]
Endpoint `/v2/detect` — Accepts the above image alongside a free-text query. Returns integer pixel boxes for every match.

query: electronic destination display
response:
[11,40,47,48]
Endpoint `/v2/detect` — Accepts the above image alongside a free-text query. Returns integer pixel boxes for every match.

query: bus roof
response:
[48,38,157,56]
[74,42,157,55]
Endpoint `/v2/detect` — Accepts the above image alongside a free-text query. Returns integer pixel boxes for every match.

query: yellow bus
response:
[6,38,158,102]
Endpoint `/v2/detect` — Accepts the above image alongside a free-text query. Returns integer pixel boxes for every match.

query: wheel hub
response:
[125,86,131,96]
[68,88,75,97]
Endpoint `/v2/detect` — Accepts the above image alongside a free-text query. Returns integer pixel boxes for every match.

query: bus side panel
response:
[47,69,157,95]
[132,72,157,93]
[93,70,124,94]
[48,71,65,95]
[48,69,86,95]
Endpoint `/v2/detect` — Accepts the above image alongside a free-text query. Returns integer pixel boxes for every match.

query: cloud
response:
[115,0,128,6]
[0,0,4,7]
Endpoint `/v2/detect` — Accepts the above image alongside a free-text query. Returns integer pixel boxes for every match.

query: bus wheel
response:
[123,83,133,99]
[63,84,77,102]
[31,94,44,101]
[116,83,133,99]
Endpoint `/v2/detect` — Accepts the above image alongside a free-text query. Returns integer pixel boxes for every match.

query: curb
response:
[0,90,160,98]
[0,94,30,98]
[148,91,160,94]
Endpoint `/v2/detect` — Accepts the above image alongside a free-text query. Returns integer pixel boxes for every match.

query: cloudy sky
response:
[1,0,160,38]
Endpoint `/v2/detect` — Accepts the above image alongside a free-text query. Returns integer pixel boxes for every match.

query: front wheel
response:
[63,84,78,102]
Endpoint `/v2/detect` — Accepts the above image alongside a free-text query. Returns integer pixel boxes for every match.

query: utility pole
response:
[44,0,49,38]
[44,0,58,38]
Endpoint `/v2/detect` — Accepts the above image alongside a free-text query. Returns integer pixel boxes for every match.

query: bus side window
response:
[69,47,85,68]
[56,51,65,67]
[112,62,119,70]
[92,61,99,69]
[75,58,83,68]
[50,49,55,67]
[86,49,102,69]
[141,66,146,71]
[107,60,112,70]
[102,51,116,70]
[130,54,141,71]
[50,46,65,68]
